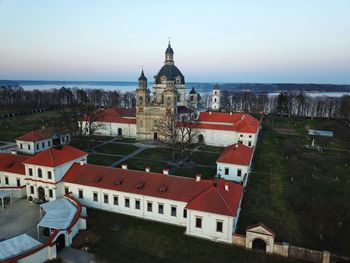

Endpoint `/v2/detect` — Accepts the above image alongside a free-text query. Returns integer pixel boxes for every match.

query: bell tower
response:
[135,69,150,107]
[211,84,221,111]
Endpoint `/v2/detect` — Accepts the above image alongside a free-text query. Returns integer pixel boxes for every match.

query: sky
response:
[0,0,350,84]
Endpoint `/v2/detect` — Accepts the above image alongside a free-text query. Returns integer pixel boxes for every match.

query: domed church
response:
[135,41,191,140]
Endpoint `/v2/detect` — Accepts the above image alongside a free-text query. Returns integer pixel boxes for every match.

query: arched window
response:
[38,168,42,178]
[139,96,143,104]
[167,97,171,106]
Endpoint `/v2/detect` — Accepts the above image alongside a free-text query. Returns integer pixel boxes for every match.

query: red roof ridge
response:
[215,186,236,215]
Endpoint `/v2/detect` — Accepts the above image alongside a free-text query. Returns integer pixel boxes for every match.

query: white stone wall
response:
[217,163,250,185]
[186,209,234,243]
[196,129,258,147]
[82,121,137,137]
[63,182,188,227]
[16,141,35,155]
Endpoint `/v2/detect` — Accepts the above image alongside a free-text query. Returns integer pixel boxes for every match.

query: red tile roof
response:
[16,127,68,142]
[24,145,87,167]
[62,163,243,216]
[0,153,29,175]
[84,108,136,124]
[195,112,260,133]
[216,143,254,165]
[186,179,243,216]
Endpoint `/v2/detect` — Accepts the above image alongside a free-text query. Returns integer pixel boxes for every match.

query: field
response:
[0,111,63,141]
[237,115,350,256]
[72,208,301,263]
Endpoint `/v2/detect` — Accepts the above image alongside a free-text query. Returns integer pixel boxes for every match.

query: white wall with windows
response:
[185,209,234,243]
[217,163,250,186]
[81,121,137,137]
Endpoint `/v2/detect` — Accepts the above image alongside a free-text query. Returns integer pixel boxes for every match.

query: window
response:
[248,141,252,147]
[42,142,45,148]
[64,187,69,194]
[171,206,177,217]
[158,203,164,214]
[66,136,69,142]
[29,168,33,176]
[48,141,51,147]
[20,144,23,149]
[28,145,31,150]
[240,134,243,137]
[30,186,34,194]
[135,199,140,210]
[249,135,252,138]
[93,192,98,202]
[36,144,39,150]
[16,178,20,187]
[47,171,52,179]
[224,168,229,175]
[216,221,223,232]
[78,189,83,199]
[183,209,187,218]
[237,169,242,177]
[214,98,217,102]
[104,194,109,204]
[5,176,9,185]
[147,201,152,212]
[113,195,119,205]
[49,189,53,198]
[37,168,42,178]
[215,91,217,95]
[195,217,202,228]
[125,198,130,208]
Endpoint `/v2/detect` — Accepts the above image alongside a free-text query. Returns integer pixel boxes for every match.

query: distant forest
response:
[0,83,350,123]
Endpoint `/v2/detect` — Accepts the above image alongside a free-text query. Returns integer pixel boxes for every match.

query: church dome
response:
[165,43,174,54]
[189,86,197,94]
[155,64,185,84]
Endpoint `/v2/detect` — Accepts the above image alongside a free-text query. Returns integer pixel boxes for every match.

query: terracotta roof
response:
[84,108,136,124]
[186,179,243,216]
[24,145,87,167]
[195,112,260,133]
[62,163,243,216]
[217,143,254,165]
[16,127,68,142]
[0,153,29,175]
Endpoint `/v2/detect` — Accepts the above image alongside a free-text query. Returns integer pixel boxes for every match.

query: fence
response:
[289,245,324,263]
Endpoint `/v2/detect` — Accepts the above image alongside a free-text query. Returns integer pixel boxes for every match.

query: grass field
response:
[87,154,123,166]
[135,147,182,161]
[73,208,301,263]
[125,158,167,173]
[0,111,62,141]
[237,115,350,256]
[95,143,138,155]
[190,151,220,165]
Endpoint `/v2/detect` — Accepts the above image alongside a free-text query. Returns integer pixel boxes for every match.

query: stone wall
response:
[232,233,245,247]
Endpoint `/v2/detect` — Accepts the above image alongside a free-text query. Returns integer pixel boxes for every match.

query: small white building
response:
[216,143,254,186]
[23,145,88,203]
[195,112,260,147]
[16,127,71,155]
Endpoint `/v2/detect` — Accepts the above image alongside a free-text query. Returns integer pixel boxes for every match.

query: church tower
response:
[211,84,221,110]
[135,69,150,107]
[189,85,199,109]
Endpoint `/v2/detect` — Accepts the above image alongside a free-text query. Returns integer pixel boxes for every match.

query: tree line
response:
[220,90,350,122]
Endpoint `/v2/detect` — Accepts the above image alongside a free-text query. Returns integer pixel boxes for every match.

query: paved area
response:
[59,247,96,263]
[0,199,40,240]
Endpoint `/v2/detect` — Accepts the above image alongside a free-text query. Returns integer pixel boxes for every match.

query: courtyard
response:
[0,199,40,240]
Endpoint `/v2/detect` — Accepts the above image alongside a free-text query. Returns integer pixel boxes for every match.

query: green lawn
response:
[173,165,217,179]
[114,137,138,143]
[0,110,62,141]
[237,115,350,256]
[87,154,123,166]
[135,147,181,161]
[70,139,104,151]
[73,208,301,263]
[198,145,225,153]
[95,143,138,155]
[125,158,168,173]
[190,151,220,165]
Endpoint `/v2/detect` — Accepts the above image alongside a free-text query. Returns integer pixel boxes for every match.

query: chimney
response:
[11,150,17,155]
[224,183,229,192]
[163,169,169,175]
[230,112,232,115]
[80,160,84,166]
[209,111,212,115]
[122,164,128,170]
[235,144,239,148]
[145,167,150,173]
[196,174,202,182]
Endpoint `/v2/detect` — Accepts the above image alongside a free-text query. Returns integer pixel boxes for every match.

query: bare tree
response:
[177,114,199,157]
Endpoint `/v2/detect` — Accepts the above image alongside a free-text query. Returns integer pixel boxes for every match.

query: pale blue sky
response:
[0,0,349,83]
